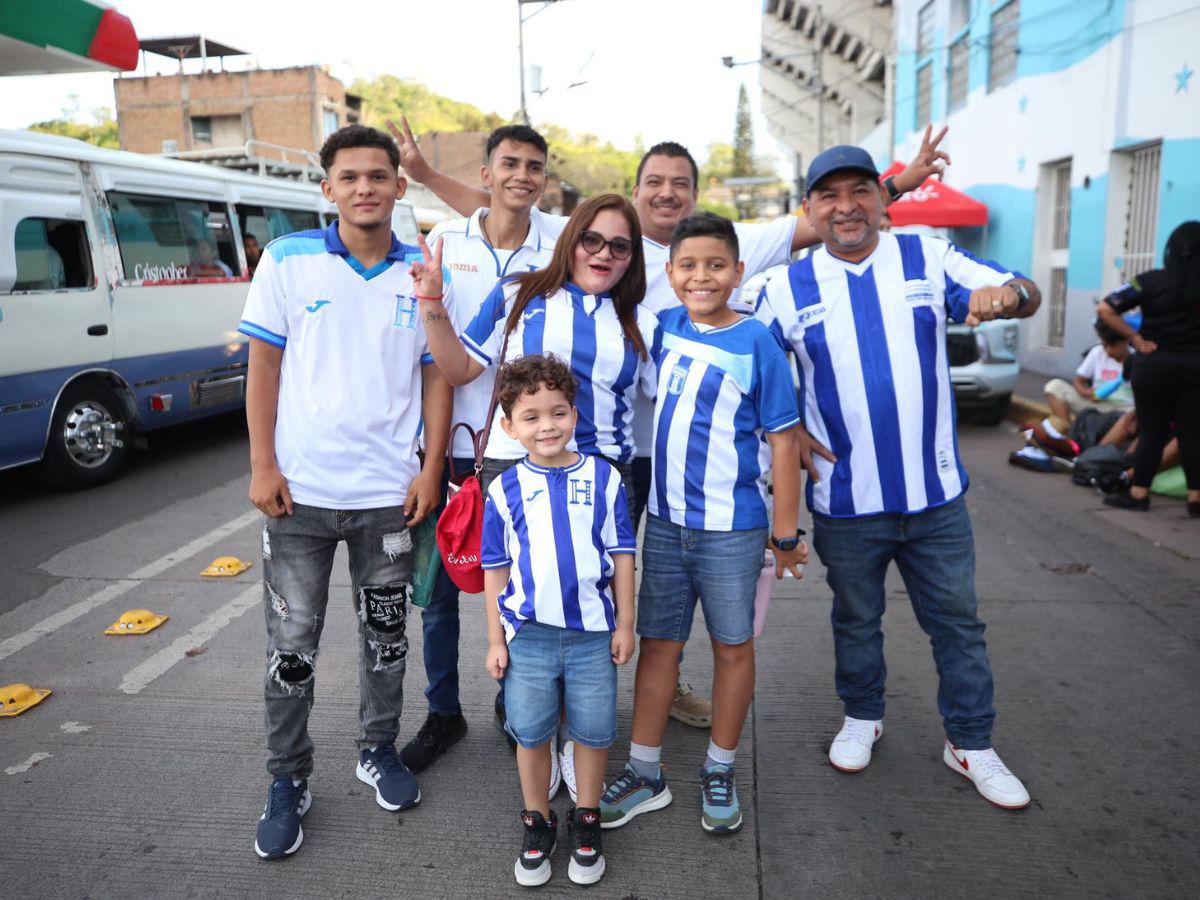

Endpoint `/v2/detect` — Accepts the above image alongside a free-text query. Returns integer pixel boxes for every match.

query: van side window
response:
[11,217,93,292]
[107,191,239,282]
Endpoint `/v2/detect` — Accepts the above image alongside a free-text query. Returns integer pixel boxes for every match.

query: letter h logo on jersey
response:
[394,294,418,329]
[568,478,593,507]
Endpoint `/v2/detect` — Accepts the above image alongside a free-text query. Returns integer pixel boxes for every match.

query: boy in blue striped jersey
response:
[600,213,807,835]
[480,354,636,887]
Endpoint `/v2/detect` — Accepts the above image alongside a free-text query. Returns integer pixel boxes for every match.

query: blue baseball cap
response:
[806,145,880,194]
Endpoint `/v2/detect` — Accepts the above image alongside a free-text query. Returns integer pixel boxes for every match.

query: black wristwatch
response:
[771,529,807,552]
[1006,281,1031,316]
[882,175,903,202]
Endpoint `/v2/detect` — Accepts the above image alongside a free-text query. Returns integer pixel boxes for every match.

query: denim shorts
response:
[503,621,617,750]
[637,514,768,646]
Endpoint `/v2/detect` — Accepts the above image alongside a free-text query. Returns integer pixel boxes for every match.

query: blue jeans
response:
[637,514,768,646]
[812,495,996,750]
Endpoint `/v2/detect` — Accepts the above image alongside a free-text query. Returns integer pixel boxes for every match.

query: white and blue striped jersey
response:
[238,221,447,510]
[756,232,1018,518]
[649,308,800,531]
[460,281,659,461]
[428,208,556,458]
[481,454,636,642]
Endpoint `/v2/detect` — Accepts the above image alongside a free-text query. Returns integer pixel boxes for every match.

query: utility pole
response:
[518,1,529,124]
[814,4,824,155]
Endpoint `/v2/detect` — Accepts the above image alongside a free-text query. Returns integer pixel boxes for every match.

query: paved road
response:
[1,419,1197,898]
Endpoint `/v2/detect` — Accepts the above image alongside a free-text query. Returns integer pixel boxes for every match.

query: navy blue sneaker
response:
[357,743,421,811]
[254,776,312,859]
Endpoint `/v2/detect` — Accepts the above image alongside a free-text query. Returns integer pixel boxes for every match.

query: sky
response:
[1,0,787,174]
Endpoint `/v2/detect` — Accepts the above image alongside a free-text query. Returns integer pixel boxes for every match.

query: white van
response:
[0,128,420,487]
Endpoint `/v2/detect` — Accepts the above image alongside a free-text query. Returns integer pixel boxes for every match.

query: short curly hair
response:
[496,354,577,418]
[319,124,399,173]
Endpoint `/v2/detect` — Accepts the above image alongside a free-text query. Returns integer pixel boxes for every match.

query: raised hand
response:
[410,233,444,300]
[965,284,1019,326]
[386,116,431,182]
[897,124,951,192]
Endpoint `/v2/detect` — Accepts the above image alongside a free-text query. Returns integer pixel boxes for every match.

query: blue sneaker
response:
[700,764,742,833]
[357,744,421,811]
[254,776,312,859]
[599,763,672,830]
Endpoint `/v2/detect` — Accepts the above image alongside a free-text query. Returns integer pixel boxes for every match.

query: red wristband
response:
[415,294,443,302]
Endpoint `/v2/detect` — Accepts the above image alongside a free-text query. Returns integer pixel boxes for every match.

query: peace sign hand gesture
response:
[895,124,952,193]
[410,234,444,301]
[386,116,432,183]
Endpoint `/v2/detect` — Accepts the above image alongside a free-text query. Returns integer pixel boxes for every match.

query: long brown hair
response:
[505,193,649,359]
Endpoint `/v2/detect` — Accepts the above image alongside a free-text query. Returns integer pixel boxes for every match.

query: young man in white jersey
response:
[755,145,1041,809]
[399,125,557,777]
[240,125,452,859]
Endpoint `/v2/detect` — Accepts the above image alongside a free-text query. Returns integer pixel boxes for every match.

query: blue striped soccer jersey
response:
[648,307,801,531]
[756,232,1019,518]
[481,454,636,642]
[460,281,658,462]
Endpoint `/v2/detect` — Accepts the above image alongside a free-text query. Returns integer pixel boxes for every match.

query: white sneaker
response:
[943,742,1030,809]
[548,733,562,801]
[560,739,578,803]
[829,716,883,772]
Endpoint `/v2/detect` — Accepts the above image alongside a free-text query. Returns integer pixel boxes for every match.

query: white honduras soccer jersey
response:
[756,232,1017,518]
[238,221,448,509]
[428,208,556,458]
[459,282,659,462]
[532,208,796,460]
[649,307,800,531]
[481,454,636,642]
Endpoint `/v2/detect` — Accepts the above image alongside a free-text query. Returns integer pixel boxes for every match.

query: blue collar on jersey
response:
[465,207,544,253]
[520,453,588,476]
[562,282,612,301]
[323,219,407,280]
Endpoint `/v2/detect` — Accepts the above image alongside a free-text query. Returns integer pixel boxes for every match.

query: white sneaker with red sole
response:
[943,742,1030,809]
[829,717,883,772]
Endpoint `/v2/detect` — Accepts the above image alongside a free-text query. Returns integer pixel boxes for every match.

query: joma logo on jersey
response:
[796,304,827,326]
[667,365,688,395]
[394,294,417,329]
[568,478,593,507]
[449,262,478,272]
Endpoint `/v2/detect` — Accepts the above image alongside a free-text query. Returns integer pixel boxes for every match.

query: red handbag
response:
[435,330,511,593]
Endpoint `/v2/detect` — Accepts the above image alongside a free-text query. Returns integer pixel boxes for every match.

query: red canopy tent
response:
[880,161,988,228]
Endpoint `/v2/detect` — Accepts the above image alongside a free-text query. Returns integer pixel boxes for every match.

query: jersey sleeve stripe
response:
[460,333,492,366]
[763,414,801,433]
[238,320,286,348]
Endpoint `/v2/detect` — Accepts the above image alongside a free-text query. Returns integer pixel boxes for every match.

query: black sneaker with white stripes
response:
[567,806,606,885]
[514,809,558,887]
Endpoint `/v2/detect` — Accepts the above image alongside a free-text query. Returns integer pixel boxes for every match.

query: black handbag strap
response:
[445,316,513,479]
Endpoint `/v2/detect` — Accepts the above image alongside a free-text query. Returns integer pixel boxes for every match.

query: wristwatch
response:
[1005,281,1031,316]
[771,529,807,552]
[882,175,903,202]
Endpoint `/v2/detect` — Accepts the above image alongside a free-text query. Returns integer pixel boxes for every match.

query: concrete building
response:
[891,0,1200,376]
[115,63,362,162]
[759,0,894,183]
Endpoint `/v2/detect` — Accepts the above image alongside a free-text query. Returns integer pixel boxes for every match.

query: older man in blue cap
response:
[756,144,1041,809]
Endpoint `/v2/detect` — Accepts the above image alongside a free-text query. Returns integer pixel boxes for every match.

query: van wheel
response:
[970,393,1012,427]
[39,381,130,489]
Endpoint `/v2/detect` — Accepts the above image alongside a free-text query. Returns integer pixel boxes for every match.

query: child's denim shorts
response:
[504,621,617,750]
[637,513,768,646]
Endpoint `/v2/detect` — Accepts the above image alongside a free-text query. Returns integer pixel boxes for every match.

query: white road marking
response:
[0,509,259,664]
[60,721,91,734]
[5,752,53,775]
[119,585,260,695]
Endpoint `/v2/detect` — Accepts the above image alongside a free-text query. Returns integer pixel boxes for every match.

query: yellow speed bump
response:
[201,555,252,577]
[105,609,169,635]
[0,683,52,717]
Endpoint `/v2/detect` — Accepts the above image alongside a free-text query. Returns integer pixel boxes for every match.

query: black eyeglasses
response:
[580,230,635,260]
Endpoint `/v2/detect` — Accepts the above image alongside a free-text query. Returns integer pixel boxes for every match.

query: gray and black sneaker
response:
[567,806,606,885]
[514,809,558,887]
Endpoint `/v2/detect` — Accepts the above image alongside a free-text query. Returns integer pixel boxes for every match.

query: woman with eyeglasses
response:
[412,192,656,503]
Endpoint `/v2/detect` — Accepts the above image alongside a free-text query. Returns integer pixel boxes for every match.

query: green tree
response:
[733,83,754,178]
[28,101,118,149]
[701,141,735,186]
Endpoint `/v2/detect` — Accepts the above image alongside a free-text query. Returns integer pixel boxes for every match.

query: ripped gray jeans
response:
[260,502,414,778]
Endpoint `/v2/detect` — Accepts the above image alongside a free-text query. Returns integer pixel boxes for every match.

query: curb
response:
[1008,393,1050,426]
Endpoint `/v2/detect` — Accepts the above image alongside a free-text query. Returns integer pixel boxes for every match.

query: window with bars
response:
[916,63,933,132]
[989,0,1019,91]
[1047,268,1067,348]
[917,1,936,57]
[948,35,970,111]
[1051,160,1072,251]
[1122,143,1161,281]
[949,0,971,34]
